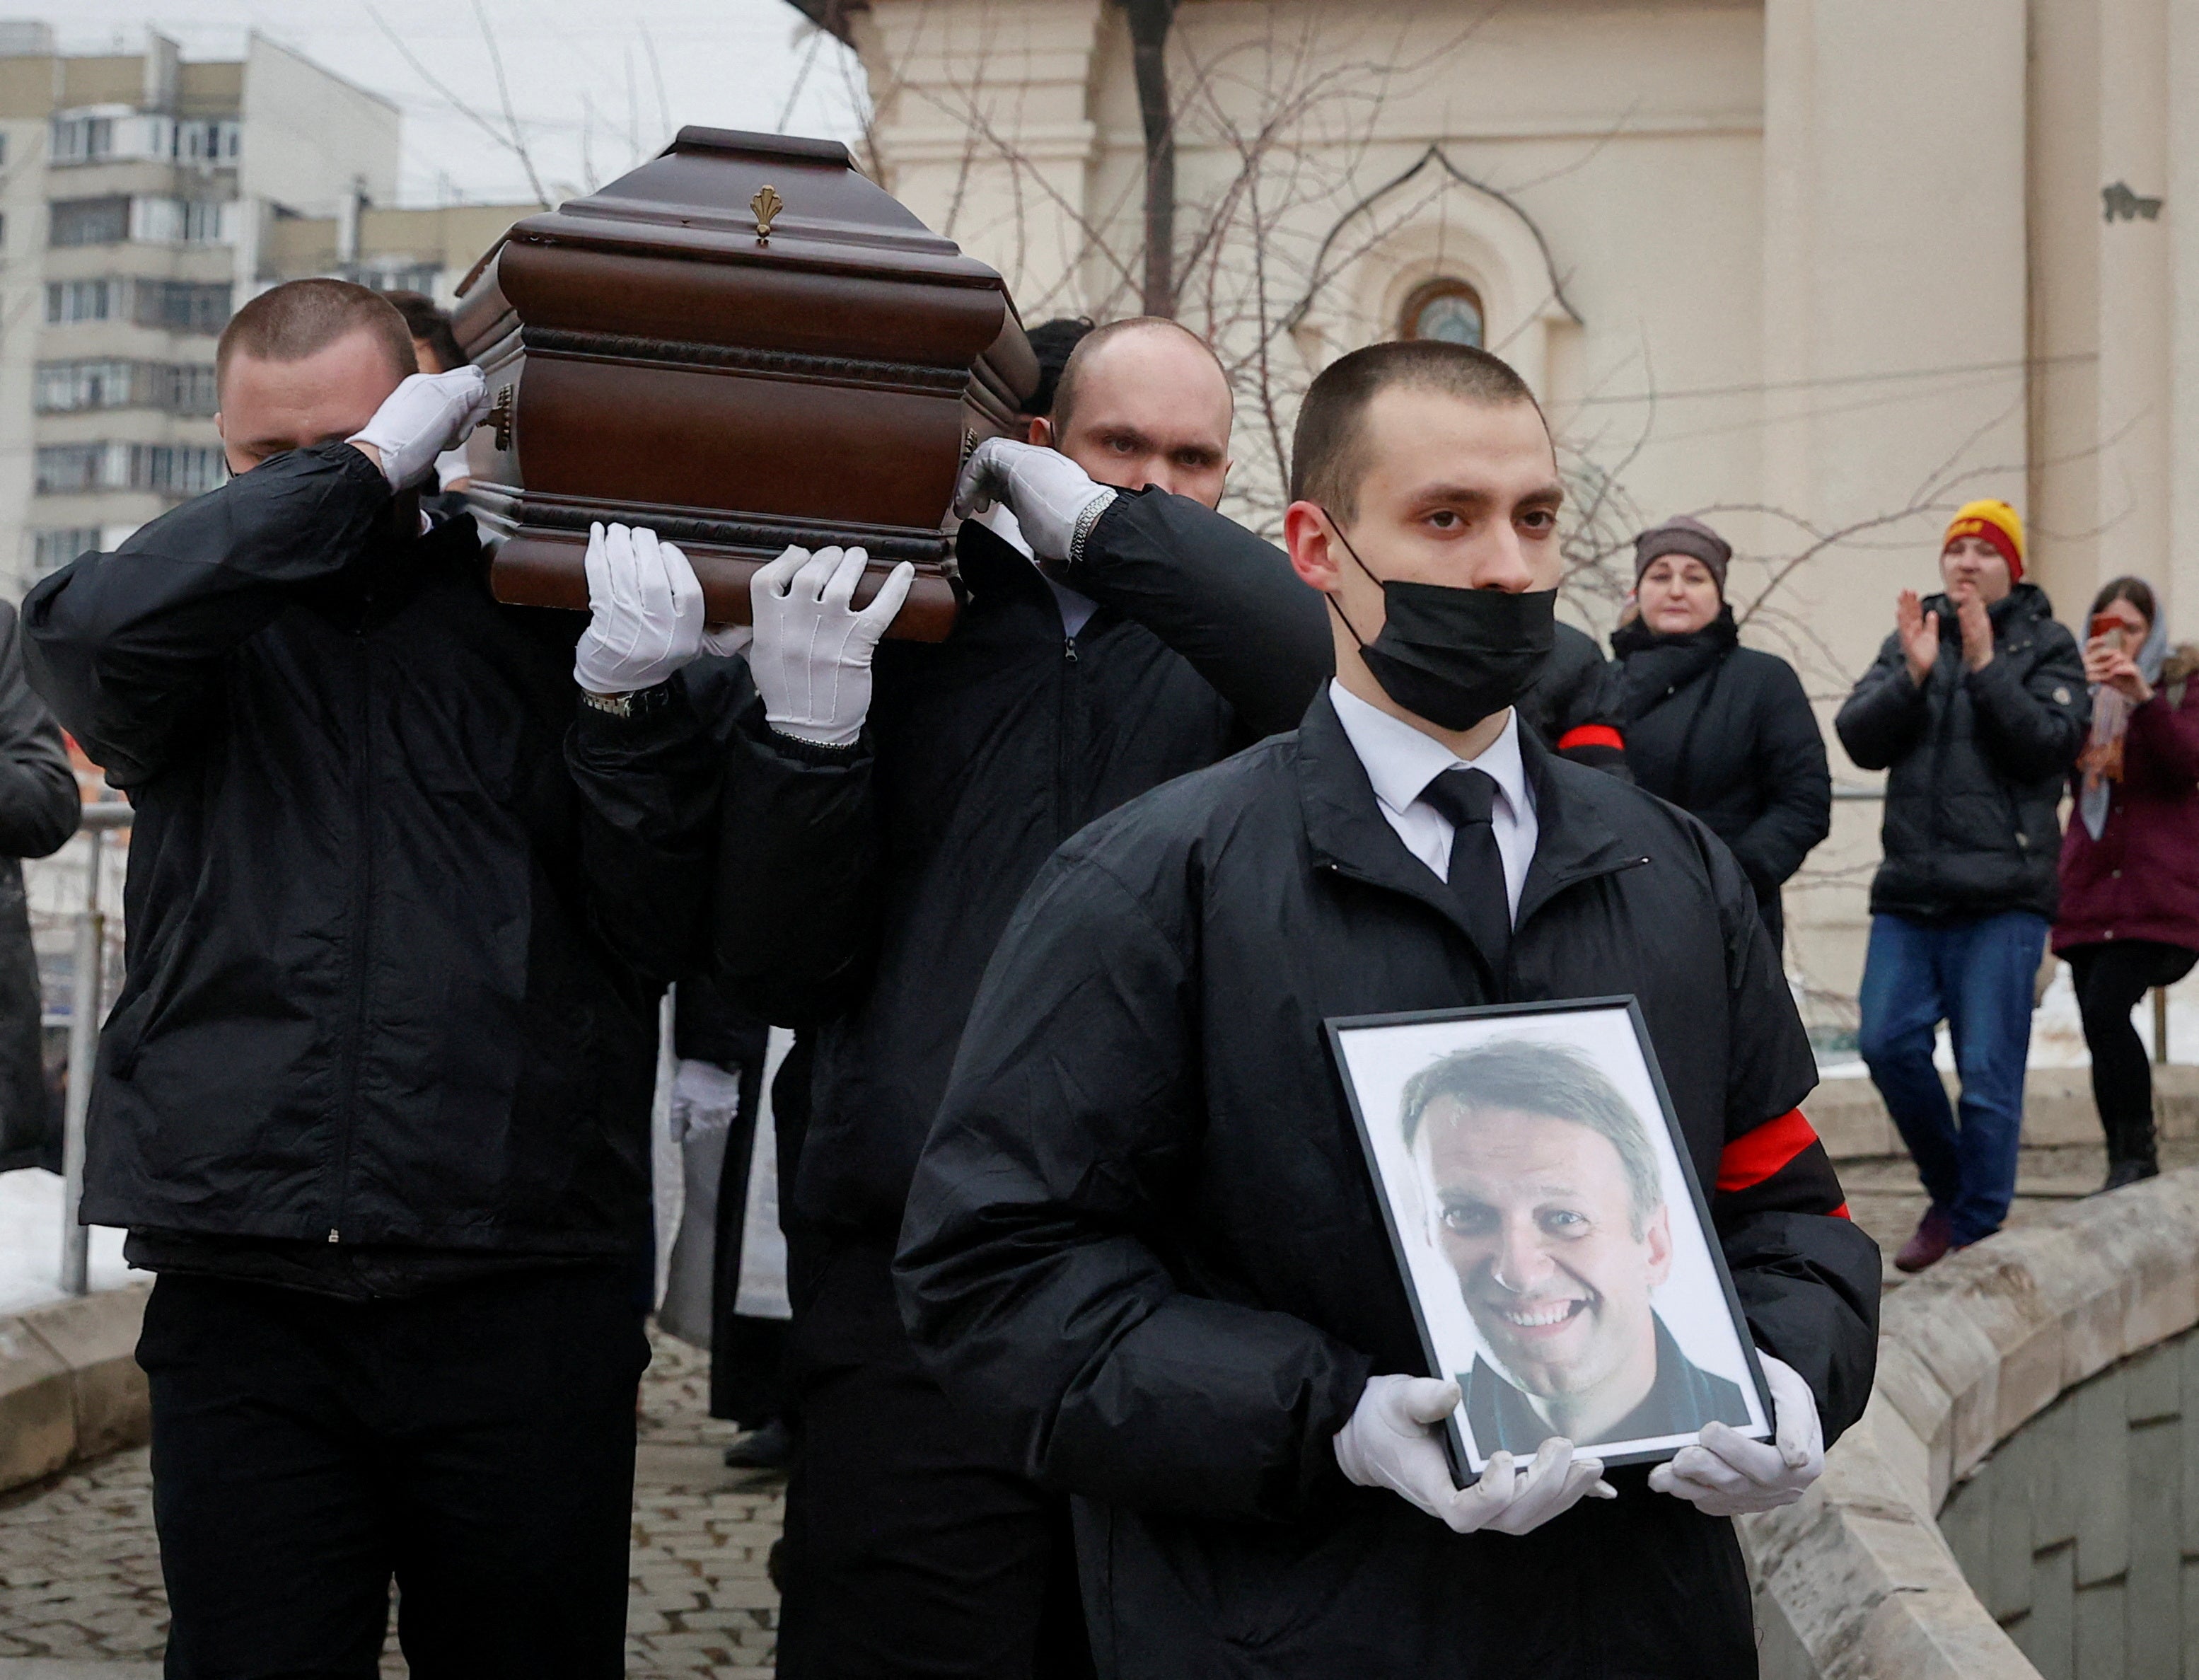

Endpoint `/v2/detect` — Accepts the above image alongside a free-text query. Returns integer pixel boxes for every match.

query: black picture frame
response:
[1324,995,1775,1486]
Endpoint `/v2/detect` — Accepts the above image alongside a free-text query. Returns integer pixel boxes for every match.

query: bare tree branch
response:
[470,0,550,208]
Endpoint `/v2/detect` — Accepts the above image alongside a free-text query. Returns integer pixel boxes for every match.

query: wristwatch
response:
[579,681,676,720]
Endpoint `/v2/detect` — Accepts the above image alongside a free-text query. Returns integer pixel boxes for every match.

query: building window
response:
[360,262,443,297]
[1400,278,1485,349]
[34,444,107,495]
[133,281,232,335]
[50,113,114,165]
[35,443,223,499]
[34,360,218,416]
[37,360,134,412]
[49,196,130,248]
[127,197,235,245]
[46,279,120,325]
[175,119,240,166]
[168,363,219,416]
[132,444,225,497]
[30,528,100,578]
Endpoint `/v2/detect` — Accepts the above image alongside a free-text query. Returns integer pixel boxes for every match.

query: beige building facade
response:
[824,0,2199,1028]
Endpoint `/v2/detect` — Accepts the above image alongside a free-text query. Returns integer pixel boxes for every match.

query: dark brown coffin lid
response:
[472,126,1007,292]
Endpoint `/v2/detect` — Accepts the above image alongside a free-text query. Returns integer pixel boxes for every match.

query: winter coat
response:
[709,489,1335,1242]
[0,601,85,1173]
[896,690,1881,1679]
[1835,582,2088,924]
[1518,618,1630,775]
[1611,607,1830,944]
[2053,647,2199,954]
[21,444,704,1257]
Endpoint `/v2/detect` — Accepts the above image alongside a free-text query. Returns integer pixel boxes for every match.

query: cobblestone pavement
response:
[0,1328,782,1676]
[5,1136,2184,1673]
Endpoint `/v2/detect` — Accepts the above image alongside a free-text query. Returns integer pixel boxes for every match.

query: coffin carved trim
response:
[521,328,974,396]
[468,482,955,566]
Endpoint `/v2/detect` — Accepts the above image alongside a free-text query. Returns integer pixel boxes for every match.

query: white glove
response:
[748,545,915,747]
[952,436,1116,563]
[1647,1352,1824,1517]
[348,366,490,490]
[1333,1374,1615,1536]
[574,522,704,695]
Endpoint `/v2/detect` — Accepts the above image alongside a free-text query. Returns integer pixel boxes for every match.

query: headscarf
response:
[2079,608,2170,840]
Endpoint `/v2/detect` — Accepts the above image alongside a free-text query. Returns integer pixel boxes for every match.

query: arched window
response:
[1402,278,1485,348]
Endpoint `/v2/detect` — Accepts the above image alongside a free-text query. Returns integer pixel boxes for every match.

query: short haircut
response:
[1400,1037,1663,1236]
[1052,315,1231,436]
[1022,315,1095,418]
[1291,339,1541,521]
[216,279,417,393]
[383,289,467,373]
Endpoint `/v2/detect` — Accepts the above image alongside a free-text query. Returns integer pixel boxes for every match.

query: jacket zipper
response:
[1055,635,1079,840]
[327,635,375,1242]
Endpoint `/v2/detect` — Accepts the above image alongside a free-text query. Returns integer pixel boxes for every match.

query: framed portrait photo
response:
[1326,997,1773,1484]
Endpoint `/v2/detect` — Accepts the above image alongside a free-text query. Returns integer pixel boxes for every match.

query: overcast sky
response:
[31,0,867,207]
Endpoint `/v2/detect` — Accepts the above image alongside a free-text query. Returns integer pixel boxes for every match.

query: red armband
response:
[1555,724,1625,753]
[1717,1108,1847,1217]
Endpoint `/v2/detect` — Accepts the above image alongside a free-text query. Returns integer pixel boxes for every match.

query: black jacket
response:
[21,445,702,1262]
[1519,619,1629,775]
[1460,1315,1748,1457]
[1835,583,2088,923]
[0,600,84,1173]
[896,694,1879,1679]
[711,487,1333,1241]
[1611,608,1830,943]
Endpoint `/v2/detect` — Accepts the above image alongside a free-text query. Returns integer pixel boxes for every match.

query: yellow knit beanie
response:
[1943,499,2024,581]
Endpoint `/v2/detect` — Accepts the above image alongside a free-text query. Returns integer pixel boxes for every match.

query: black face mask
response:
[1322,511,1557,730]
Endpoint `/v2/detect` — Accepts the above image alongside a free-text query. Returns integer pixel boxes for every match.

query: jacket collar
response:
[1925,580,2053,638]
[1296,691,1643,954]
[1327,680,1531,835]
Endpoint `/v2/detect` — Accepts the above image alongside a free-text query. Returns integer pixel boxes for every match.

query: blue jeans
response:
[1857,910,2048,1245]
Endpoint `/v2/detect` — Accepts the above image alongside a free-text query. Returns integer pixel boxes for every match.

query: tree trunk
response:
[1123,0,1179,318]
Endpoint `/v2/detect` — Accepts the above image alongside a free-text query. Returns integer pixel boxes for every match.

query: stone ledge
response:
[0,1282,150,1497]
[1809,1065,2199,1161]
[1741,1166,2199,1678]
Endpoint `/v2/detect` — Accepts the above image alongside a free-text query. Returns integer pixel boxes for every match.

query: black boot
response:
[2101,1158,2160,1193]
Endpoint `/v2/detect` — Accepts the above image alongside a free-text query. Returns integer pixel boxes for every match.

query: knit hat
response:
[1942,499,2024,582]
[1632,516,1731,596]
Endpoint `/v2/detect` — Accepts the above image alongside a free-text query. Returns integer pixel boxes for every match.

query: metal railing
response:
[58,801,129,1295]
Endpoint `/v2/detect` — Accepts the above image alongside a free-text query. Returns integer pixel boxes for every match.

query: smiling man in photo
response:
[1405,1038,1750,1455]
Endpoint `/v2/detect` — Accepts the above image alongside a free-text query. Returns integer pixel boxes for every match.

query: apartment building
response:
[1,23,530,601]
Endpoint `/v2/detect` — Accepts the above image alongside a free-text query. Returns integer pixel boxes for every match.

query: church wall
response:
[854,0,2199,1033]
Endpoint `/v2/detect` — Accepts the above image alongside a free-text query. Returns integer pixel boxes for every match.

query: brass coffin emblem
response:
[751,184,784,243]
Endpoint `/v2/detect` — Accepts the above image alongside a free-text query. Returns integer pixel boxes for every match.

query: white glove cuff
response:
[769,721,864,751]
[1065,487,1119,570]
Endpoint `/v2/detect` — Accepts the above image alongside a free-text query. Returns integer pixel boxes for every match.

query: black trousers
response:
[2066,939,2198,1169]
[774,1239,1092,1680]
[137,1265,650,1679]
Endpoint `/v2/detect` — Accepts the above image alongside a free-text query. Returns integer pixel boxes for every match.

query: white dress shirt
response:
[1327,678,1538,921]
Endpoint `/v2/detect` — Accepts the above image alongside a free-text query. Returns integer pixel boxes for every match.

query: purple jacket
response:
[2055,649,2199,954]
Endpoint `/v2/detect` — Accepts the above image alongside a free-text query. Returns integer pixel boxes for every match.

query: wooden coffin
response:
[451,127,1037,640]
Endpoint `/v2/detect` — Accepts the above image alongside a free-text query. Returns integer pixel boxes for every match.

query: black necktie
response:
[1422,766,1512,979]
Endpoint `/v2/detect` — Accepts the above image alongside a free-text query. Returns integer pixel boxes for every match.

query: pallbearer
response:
[692,316,1335,1677]
[895,340,1881,1679]
[22,279,707,1679]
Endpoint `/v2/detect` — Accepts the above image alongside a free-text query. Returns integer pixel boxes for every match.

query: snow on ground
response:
[0,1168,130,1316]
